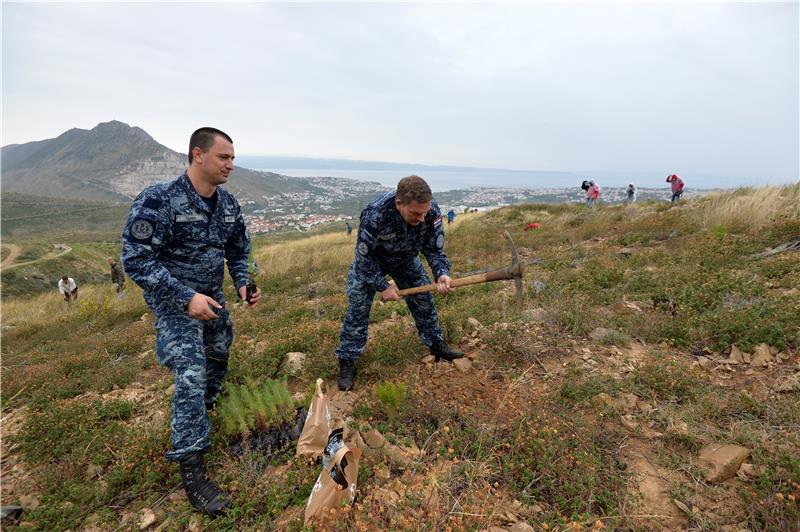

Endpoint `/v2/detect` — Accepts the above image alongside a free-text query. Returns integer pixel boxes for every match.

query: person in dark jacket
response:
[121,127,262,516]
[335,175,463,391]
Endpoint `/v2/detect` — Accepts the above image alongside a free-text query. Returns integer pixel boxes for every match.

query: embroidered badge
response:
[223,215,236,223]
[358,242,368,256]
[436,234,445,249]
[130,219,154,241]
[433,216,442,227]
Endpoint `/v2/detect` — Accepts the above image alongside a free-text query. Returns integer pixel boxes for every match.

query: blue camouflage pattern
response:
[121,172,250,461]
[121,172,250,316]
[156,310,232,461]
[336,192,450,362]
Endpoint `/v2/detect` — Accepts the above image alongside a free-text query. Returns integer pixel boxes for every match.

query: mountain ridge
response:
[0,121,316,203]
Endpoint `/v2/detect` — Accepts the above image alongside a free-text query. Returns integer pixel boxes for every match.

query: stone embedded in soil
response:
[726,345,748,364]
[750,343,773,367]
[697,444,750,483]
[696,356,714,369]
[589,327,615,342]
[138,509,156,529]
[466,350,486,361]
[284,352,306,374]
[667,421,689,437]
[467,317,483,330]
[422,355,436,364]
[17,495,39,511]
[452,358,472,372]
[363,428,388,449]
[592,393,614,408]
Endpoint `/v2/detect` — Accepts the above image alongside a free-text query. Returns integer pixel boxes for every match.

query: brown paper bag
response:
[304,428,361,526]
[296,378,331,460]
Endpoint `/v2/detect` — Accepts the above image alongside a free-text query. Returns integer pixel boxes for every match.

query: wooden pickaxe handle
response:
[396,265,520,297]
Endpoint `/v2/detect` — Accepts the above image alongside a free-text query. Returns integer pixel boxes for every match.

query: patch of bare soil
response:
[620,439,688,530]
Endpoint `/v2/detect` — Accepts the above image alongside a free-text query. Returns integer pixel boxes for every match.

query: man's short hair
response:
[61,275,68,281]
[188,127,233,164]
[396,175,432,204]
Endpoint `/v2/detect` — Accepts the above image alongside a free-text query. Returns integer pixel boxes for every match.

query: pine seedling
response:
[217,379,296,437]
[375,381,407,419]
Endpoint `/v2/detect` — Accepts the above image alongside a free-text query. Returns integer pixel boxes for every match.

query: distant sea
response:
[253,168,575,192]
[238,156,792,191]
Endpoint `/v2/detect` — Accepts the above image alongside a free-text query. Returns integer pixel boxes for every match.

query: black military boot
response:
[337,359,356,391]
[179,453,231,516]
[430,340,464,362]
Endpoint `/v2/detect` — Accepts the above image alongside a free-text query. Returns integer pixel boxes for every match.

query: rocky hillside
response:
[1,121,311,203]
[1,186,798,530]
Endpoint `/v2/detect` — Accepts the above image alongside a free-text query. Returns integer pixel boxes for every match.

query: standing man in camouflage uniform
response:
[121,127,261,516]
[336,175,463,391]
[107,256,125,297]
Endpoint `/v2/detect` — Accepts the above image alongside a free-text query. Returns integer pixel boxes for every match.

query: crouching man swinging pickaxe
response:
[395,230,525,312]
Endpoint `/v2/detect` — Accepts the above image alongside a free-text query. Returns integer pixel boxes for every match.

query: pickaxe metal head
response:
[503,230,524,313]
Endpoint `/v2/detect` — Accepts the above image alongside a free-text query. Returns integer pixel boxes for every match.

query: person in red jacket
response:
[667,174,685,204]
[586,181,600,209]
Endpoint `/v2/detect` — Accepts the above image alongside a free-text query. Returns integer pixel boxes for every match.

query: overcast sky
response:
[2,1,798,183]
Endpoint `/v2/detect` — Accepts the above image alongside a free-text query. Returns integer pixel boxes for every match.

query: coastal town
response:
[240,176,695,233]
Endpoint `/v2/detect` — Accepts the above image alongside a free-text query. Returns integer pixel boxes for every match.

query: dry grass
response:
[694,184,800,231]
[254,232,354,278]
[1,283,145,330]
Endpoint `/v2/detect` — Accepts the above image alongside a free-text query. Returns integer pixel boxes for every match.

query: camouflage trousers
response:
[336,257,443,362]
[155,307,233,462]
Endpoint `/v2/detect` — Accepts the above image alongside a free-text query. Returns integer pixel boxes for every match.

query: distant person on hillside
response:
[581,179,591,192]
[335,175,463,391]
[624,183,637,204]
[58,275,78,302]
[447,208,456,225]
[107,256,126,298]
[345,220,353,235]
[121,127,261,517]
[667,174,685,204]
[586,181,600,209]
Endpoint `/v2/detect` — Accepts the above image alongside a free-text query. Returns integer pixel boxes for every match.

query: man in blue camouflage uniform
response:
[122,127,262,516]
[336,175,463,391]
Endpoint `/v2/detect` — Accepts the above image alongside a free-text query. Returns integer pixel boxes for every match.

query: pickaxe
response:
[396,230,525,312]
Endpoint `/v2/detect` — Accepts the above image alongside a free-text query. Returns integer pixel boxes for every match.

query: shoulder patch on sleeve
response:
[433,215,442,228]
[142,197,162,210]
[358,242,369,256]
[130,218,155,243]
[436,234,445,249]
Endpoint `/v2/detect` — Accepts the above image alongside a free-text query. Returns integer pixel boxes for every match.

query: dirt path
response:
[0,244,22,269]
[0,245,72,271]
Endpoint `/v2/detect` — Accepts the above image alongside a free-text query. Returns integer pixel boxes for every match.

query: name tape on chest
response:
[175,213,206,223]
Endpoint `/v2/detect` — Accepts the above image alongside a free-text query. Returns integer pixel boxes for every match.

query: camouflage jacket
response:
[354,192,451,291]
[121,172,250,316]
